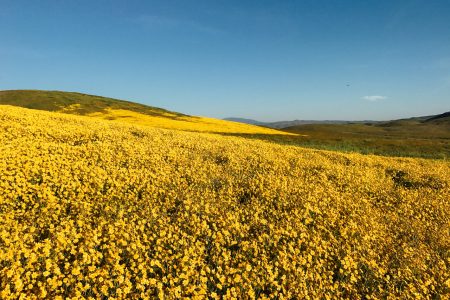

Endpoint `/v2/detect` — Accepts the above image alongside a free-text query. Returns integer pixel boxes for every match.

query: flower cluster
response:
[0,105,449,299]
[86,108,288,135]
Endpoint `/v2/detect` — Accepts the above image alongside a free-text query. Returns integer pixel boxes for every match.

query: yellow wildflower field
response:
[86,108,290,135]
[0,105,449,299]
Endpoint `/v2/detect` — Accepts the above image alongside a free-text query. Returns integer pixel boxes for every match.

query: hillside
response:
[0,89,183,117]
[280,120,450,159]
[1,105,449,298]
[377,112,450,127]
[424,112,450,124]
[0,90,288,135]
[217,118,450,159]
[226,112,450,129]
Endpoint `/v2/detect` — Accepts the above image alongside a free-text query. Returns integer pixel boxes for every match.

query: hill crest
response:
[0,89,185,118]
[0,89,289,136]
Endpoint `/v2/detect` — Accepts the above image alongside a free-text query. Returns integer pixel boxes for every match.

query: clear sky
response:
[1,0,449,121]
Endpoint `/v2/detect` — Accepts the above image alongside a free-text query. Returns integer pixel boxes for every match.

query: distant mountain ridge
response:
[223,117,266,126]
[225,112,450,129]
[224,118,378,129]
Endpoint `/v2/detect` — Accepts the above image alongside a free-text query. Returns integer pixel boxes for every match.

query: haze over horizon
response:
[1,0,449,122]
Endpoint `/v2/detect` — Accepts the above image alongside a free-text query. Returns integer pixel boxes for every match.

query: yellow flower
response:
[71,267,81,276]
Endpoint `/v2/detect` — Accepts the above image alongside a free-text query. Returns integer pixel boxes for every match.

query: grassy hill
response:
[227,111,450,129]
[378,112,450,127]
[423,111,450,125]
[0,89,183,116]
[1,105,449,298]
[224,111,450,159]
[0,90,288,135]
[275,114,450,159]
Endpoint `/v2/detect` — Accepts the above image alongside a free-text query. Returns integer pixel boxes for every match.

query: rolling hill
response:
[223,111,450,159]
[0,90,289,135]
[0,89,183,117]
[226,112,450,129]
[280,114,450,158]
[422,111,450,124]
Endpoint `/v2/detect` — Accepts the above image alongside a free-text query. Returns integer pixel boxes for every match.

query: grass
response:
[211,119,450,159]
[278,122,450,159]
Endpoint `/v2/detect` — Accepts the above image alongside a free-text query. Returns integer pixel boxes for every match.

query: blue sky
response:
[1,0,449,121]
